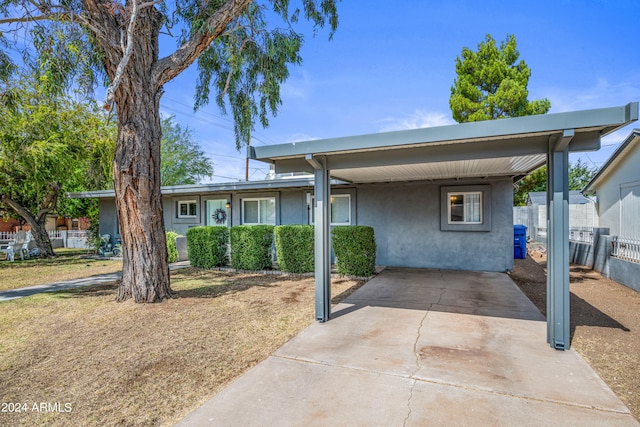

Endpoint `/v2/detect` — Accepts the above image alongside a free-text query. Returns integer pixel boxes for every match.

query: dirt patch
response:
[509,249,640,420]
[0,269,365,427]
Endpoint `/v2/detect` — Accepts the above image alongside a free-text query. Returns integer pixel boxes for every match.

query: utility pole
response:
[245,133,250,181]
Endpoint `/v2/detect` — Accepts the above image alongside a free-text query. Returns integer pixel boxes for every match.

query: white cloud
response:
[281,70,313,100]
[545,78,640,113]
[284,132,320,143]
[378,110,455,132]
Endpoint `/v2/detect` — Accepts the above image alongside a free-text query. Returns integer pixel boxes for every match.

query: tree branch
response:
[152,0,252,88]
[103,0,141,110]
[0,15,50,24]
[1,195,39,228]
[36,182,60,223]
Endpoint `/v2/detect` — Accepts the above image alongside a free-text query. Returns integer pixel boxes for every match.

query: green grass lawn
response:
[0,248,122,292]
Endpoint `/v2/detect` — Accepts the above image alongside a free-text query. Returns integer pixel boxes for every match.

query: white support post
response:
[546,130,572,350]
[313,158,331,322]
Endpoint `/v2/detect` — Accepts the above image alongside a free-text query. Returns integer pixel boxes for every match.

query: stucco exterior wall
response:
[356,179,513,272]
[98,199,120,241]
[96,178,514,272]
[609,257,640,292]
[595,144,640,238]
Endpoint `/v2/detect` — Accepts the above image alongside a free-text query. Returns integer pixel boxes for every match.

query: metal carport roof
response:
[251,102,638,350]
[251,104,637,183]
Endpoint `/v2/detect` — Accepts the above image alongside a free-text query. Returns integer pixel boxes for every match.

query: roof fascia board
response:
[67,177,316,199]
[253,103,638,161]
[274,132,599,173]
[583,128,640,193]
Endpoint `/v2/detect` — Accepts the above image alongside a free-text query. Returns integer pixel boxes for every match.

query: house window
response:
[448,192,482,224]
[243,198,276,225]
[309,194,351,225]
[177,200,197,218]
[440,185,491,232]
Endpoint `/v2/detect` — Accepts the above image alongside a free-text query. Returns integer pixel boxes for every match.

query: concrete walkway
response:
[178,267,638,426]
[0,261,190,302]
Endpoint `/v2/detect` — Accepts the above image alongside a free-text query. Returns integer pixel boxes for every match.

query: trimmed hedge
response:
[186,226,229,268]
[230,225,274,270]
[274,225,314,273]
[166,231,181,263]
[331,226,376,276]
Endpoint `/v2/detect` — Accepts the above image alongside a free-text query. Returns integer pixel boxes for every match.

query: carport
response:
[251,103,638,350]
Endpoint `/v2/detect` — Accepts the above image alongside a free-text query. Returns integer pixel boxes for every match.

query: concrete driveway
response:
[178,267,638,426]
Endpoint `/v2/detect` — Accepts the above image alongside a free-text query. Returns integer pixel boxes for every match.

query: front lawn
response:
[0,249,122,292]
[0,268,364,427]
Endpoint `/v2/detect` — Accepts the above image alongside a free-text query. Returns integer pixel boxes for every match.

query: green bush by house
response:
[274,225,314,273]
[186,226,229,268]
[166,231,181,263]
[230,225,274,270]
[332,226,376,276]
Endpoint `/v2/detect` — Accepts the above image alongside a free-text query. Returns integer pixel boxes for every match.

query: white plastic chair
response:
[18,231,33,260]
[0,231,26,262]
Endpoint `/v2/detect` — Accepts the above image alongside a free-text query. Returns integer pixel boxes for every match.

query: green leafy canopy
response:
[450,34,551,123]
[0,0,339,150]
[160,116,214,186]
[0,75,116,218]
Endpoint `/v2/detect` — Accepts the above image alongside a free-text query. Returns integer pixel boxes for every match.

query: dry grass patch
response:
[510,253,640,421]
[0,249,122,292]
[0,268,365,427]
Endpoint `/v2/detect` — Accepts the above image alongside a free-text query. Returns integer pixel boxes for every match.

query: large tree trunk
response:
[27,220,55,258]
[80,0,246,302]
[109,8,172,302]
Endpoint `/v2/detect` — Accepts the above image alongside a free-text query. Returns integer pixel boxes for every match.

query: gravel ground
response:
[508,245,640,421]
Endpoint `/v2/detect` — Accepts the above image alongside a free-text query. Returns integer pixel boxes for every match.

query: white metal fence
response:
[612,237,640,264]
[536,227,547,241]
[569,227,594,244]
[0,230,89,248]
[533,226,594,245]
[514,202,597,241]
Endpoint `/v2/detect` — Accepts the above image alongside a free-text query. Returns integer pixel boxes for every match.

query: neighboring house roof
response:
[252,103,638,184]
[67,174,342,199]
[527,191,593,206]
[583,128,640,193]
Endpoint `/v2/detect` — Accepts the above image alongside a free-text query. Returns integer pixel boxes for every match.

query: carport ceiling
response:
[251,103,638,184]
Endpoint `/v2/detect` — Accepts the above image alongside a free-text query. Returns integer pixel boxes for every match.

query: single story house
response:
[527,190,593,207]
[77,173,514,272]
[70,103,639,350]
[584,129,640,239]
[583,128,640,291]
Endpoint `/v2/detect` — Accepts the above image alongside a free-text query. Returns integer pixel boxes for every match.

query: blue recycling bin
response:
[514,225,527,259]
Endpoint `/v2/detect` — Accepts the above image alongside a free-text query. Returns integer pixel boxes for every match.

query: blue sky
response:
[160,0,640,183]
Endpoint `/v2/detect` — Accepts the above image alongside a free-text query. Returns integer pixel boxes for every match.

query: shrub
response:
[331,226,376,276]
[274,225,314,273]
[230,225,274,270]
[186,226,229,268]
[166,231,181,263]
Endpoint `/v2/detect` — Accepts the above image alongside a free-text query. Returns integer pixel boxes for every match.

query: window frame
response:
[447,191,483,225]
[440,185,491,232]
[177,200,198,219]
[308,193,352,225]
[242,197,276,225]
